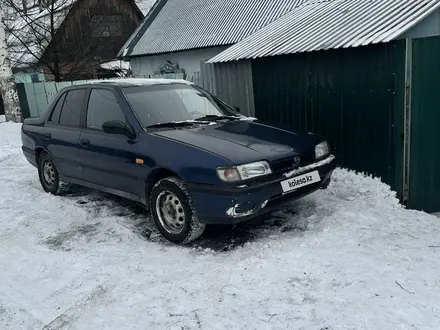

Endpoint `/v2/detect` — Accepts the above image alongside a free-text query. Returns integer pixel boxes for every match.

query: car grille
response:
[270,153,315,174]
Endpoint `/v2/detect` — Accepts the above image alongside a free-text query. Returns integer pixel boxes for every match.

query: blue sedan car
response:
[21,78,336,244]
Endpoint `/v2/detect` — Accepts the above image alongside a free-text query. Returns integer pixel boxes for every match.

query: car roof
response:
[60,78,194,90]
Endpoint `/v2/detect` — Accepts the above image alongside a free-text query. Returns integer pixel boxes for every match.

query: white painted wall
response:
[129,46,229,76]
[400,8,440,39]
[13,68,45,83]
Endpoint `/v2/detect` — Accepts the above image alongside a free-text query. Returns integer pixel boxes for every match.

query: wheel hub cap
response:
[43,161,55,186]
[156,191,185,235]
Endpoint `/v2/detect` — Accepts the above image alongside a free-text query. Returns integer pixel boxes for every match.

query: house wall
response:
[129,46,229,76]
[42,0,143,81]
[13,68,46,83]
[400,8,440,39]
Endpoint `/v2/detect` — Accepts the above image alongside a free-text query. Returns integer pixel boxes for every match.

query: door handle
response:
[43,132,51,138]
[80,138,90,146]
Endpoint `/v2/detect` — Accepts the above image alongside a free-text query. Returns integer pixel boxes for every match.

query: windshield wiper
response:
[145,120,211,129]
[195,115,241,122]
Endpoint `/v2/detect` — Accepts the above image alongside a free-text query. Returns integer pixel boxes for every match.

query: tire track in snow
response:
[51,183,333,252]
[0,142,334,253]
[42,284,114,330]
[0,295,45,329]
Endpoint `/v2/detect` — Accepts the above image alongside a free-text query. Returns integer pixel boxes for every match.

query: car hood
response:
[151,120,324,164]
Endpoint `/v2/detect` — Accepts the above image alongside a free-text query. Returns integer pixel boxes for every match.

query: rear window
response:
[48,93,66,124]
[59,89,86,127]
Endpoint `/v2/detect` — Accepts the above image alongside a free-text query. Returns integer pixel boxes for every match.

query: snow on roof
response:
[99,60,131,71]
[121,0,310,57]
[209,0,440,63]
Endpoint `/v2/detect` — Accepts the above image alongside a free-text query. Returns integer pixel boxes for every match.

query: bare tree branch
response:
[3,0,144,81]
[395,281,415,295]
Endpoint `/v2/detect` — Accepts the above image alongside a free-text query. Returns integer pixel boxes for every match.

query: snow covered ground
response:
[1,118,440,329]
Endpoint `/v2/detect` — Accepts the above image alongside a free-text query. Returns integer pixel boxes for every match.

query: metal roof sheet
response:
[124,0,309,57]
[209,0,440,63]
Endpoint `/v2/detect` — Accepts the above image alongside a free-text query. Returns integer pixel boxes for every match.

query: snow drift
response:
[0,119,439,330]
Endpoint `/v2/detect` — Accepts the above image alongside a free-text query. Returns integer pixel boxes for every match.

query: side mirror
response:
[102,120,135,139]
[234,106,240,113]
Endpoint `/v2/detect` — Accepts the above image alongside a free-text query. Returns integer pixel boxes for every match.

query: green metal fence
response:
[251,41,406,197]
[16,73,191,118]
[17,79,97,118]
[408,36,440,213]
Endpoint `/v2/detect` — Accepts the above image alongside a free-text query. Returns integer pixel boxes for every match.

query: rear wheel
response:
[38,152,60,195]
[150,177,205,244]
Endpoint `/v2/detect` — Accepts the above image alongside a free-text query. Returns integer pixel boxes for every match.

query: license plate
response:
[280,170,321,193]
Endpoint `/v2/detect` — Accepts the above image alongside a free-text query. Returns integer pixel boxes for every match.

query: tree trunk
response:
[53,56,61,82]
[0,11,22,122]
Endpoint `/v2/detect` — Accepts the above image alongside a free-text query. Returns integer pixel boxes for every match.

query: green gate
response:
[252,41,406,197]
[408,36,440,213]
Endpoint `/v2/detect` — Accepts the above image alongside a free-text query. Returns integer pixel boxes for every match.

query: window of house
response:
[30,74,40,83]
[90,15,123,37]
[86,89,126,130]
[59,89,86,127]
[49,92,67,124]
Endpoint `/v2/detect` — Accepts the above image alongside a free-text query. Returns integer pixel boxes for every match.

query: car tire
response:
[38,151,61,195]
[150,177,206,244]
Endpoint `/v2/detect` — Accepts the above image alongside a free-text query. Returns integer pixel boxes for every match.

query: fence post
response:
[15,83,30,119]
[402,38,413,205]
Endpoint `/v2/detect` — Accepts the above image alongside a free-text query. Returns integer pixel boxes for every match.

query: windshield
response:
[122,83,241,128]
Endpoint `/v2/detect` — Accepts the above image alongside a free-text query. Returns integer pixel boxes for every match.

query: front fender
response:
[137,133,233,185]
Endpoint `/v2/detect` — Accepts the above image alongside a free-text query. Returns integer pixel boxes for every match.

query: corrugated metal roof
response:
[118,0,164,58]
[209,0,440,63]
[124,0,309,57]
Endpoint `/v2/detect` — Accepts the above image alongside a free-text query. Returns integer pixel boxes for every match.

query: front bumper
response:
[188,154,336,224]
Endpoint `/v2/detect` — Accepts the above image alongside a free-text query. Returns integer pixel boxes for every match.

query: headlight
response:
[217,161,272,182]
[315,141,330,159]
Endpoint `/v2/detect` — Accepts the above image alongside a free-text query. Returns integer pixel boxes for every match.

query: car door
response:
[44,89,86,179]
[77,87,139,196]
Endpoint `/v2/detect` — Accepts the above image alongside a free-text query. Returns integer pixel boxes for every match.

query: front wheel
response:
[150,177,205,244]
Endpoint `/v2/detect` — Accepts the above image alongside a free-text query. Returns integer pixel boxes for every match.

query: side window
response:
[48,93,66,124]
[86,89,127,130]
[59,89,86,127]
